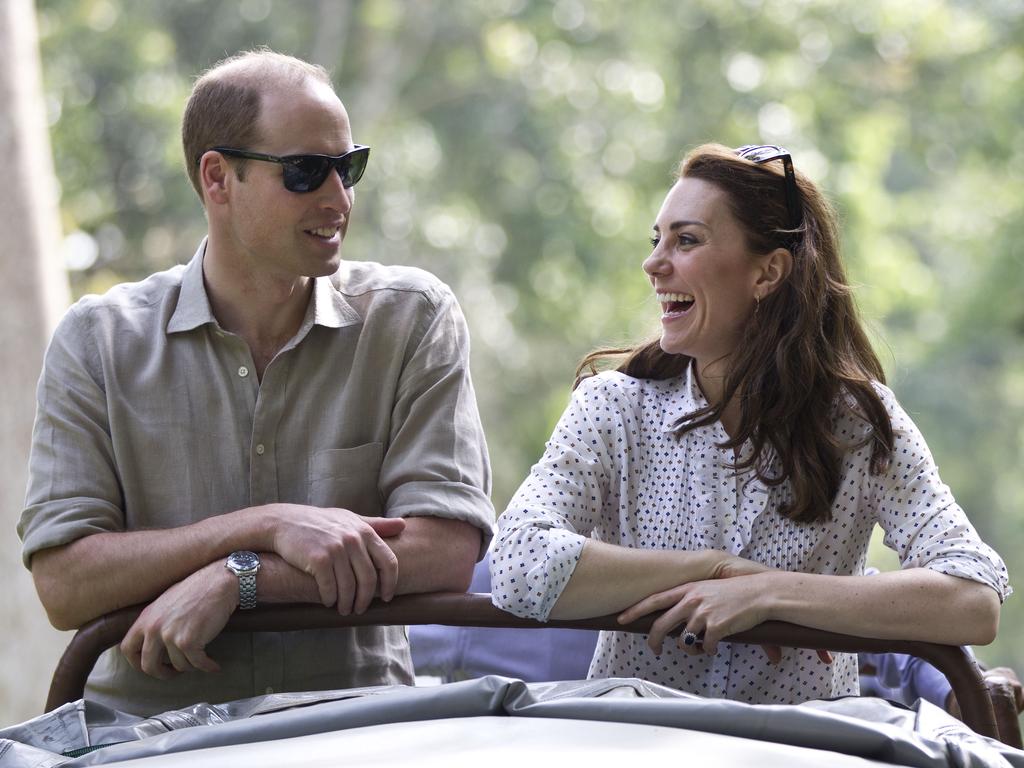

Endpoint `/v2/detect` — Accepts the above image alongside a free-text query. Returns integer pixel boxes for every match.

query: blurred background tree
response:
[0,0,72,728]
[2,0,1021,724]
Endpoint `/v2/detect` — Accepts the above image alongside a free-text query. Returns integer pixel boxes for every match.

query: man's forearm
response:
[251,517,483,600]
[30,507,278,630]
[385,517,482,594]
[33,510,482,630]
[244,518,483,601]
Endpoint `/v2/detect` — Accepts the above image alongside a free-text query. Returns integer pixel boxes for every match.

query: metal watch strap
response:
[237,571,257,610]
[226,551,260,610]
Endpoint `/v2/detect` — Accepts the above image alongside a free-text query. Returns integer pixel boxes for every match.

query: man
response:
[19,50,494,716]
[859,652,1024,716]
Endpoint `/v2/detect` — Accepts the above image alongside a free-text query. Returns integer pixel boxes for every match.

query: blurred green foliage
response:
[37,0,1024,671]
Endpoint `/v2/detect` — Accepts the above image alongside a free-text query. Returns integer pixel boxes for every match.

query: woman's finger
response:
[647,605,695,655]
[678,624,705,656]
[617,586,686,625]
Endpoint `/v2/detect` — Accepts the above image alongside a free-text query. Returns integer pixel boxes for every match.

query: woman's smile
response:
[644,178,765,366]
[657,292,695,320]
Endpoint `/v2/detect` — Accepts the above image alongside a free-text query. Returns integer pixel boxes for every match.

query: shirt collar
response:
[314,269,362,329]
[167,239,362,336]
[659,360,709,433]
[167,240,217,334]
[659,363,750,459]
[282,270,362,350]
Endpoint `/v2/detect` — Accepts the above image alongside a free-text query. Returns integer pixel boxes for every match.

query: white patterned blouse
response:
[490,365,1010,705]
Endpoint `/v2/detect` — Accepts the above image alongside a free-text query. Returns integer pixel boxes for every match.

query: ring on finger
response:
[682,630,699,647]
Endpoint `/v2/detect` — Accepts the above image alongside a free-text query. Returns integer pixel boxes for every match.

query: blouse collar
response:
[659,361,710,434]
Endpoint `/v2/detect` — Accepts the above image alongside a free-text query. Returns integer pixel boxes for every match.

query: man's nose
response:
[318,166,353,213]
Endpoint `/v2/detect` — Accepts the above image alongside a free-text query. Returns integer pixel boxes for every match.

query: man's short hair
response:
[182,48,334,201]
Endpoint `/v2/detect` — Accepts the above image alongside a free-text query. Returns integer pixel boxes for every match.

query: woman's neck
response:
[695,362,741,440]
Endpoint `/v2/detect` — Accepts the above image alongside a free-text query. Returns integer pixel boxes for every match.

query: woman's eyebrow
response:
[652,219,708,233]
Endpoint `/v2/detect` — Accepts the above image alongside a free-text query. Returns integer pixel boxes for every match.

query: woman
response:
[490,143,1010,704]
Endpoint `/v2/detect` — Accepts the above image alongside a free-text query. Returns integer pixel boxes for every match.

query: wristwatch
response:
[225,550,261,610]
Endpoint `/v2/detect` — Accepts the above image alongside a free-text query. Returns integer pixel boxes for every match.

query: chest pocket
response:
[308,442,385,517]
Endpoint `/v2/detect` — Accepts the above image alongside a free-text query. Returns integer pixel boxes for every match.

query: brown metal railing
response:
[45,592,1019,746]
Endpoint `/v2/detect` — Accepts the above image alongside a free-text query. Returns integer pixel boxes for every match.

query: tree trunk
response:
[0,0,73,725]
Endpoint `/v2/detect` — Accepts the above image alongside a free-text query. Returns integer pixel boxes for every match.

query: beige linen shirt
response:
[20,241,495,716]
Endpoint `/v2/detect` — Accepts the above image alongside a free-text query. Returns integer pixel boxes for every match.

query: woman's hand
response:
[702,556,831,663]
[707,553,772,580]
[615,554,771,656]
[617,574,771,655]
[617,573,833,665]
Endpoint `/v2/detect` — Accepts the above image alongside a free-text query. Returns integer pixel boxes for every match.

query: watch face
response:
[228,550,260,573]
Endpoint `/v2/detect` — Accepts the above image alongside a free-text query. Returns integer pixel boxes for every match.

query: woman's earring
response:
[754,294,761,314]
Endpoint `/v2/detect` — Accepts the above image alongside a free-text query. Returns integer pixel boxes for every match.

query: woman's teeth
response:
[656,292,695,314]
[656,292,694,304]
[308,226,338,238]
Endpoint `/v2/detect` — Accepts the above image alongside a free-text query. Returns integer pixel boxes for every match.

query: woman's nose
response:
[643,244,669,277]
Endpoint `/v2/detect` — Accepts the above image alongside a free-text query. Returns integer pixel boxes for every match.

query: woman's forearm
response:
[762,568,1000,646]
[549,541,737,620]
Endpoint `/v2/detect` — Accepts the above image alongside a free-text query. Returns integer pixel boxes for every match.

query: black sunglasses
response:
[734,144,802,233]
[207,145,370,192]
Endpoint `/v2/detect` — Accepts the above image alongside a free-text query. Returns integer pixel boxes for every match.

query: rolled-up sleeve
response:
[380,287,495,553]
[491,375,623,620]
[873,387,1011,601]
[19,303,125,567]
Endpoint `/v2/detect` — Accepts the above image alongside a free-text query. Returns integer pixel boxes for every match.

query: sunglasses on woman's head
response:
[734,144,802,232]
[206,145,370,192]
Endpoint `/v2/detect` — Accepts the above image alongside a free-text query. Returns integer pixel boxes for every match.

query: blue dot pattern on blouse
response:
[489,366,1011,706]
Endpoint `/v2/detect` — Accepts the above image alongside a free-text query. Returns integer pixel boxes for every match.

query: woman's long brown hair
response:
[577,144,893,524]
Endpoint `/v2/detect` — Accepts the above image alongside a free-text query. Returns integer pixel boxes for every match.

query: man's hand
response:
[265,505,406,615]
[120,562,235,679]
[983,667,1024,713]
[947,666,1024,718]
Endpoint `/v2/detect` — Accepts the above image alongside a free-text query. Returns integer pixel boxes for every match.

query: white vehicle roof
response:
[2,677,1020,767]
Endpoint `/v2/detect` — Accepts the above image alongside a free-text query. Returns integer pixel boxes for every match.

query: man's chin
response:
[313,253,342,276]
[305,241,343,275]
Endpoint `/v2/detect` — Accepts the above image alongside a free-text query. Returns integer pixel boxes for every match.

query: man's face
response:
[221,77,357,280]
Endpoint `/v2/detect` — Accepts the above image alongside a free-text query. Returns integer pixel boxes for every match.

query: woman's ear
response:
[755,247,793,298]
[199,152,230,206]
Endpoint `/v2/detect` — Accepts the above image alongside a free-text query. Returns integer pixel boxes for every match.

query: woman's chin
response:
[658,336,690,357]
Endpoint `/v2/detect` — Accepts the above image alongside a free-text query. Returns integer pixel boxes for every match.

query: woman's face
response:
[643,177,767,375]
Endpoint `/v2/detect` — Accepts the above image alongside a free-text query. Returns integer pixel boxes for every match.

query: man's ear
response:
[199,152,230,206]
[755,247,793,298]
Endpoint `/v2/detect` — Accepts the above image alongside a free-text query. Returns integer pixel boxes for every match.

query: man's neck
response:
[202,246,314,378]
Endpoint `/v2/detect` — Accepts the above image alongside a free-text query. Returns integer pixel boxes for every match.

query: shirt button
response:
[255,443,265,455]
[238,366,249,378]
